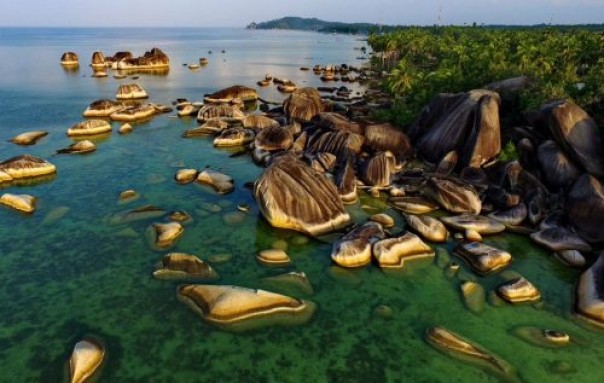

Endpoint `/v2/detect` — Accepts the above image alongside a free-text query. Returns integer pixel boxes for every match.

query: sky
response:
[0,0,603,27]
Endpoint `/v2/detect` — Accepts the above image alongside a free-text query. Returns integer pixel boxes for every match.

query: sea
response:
[0,27,602,383]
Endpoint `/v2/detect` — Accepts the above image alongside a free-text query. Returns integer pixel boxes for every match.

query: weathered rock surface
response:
[537,140,581,190]
[530,227,592,252]
[405,214,448,243]
[389,197,439,214]
[335,158,358,204]
[67,120,111,137]
[425,178,481,214]
[331,222,385,267]
[177,284,316,331]
[497,277,541,303]
[0,155,56,179]
[116,83,148,99]
[454,242,512,275]
[254,155,351,236]
[151,222,184,249]
[243,115,280,130]
[372,232,434,268]
[56,140,96,154]
[361,151,397,187]
[255,126,293,151]
[307,130,364,159]
[110,104,157,122]
[213,128,254,147]
[363,123,412,158]
[175,169,198,184]
[488,203,527,227]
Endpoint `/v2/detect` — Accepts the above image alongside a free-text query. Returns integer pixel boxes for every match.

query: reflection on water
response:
[0,27,603,383]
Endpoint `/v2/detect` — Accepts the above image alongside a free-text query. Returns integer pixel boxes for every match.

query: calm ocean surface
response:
[0,27,603,383]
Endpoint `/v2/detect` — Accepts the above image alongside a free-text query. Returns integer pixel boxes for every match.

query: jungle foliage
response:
[368,26,604,127]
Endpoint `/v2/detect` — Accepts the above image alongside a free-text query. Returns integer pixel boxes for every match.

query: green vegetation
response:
[247,17,400,34]
[368,26,604,127]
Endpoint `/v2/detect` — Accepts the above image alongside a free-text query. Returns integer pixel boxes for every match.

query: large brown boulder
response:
[425,178,482,214]
[0,155,56,179]
[331,222,385,267]
[364,123,412,159]
[307,130,364,159]
[413,90,501,168]
[567,174,604,243]
[283,88,323,123]
[205,85,257,104]
[361,151,397,187]
[254,154,351,236]
[537,100,604,177]
[537,140,581,190]
[255,126,293,152]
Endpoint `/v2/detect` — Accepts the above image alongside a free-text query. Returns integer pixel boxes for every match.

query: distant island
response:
[246,17,396,34]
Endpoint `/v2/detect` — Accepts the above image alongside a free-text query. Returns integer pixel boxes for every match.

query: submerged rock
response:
[497,277,541,303]
[461,281,486,313]
[361,151,397,187]
[255,126,293,151]
[42,206,70,225]
[183,119,228,137]
[335,158,358,204]
[110,104,157,122]
[530,227,592,252]
[109,204,165,224]
[369,213,395,228]
[197,170,234,194]
[243,115,280,130]
[487,203,527,227]
[254,154,351,236]
[153,253,218,280]
[0,154,56,179]
[405,214,448,243]
[256,249,292,267]
[118,190,139,204]
[372,232,434,269]
[175,169,198,184]
[331,222,385,268]
[576,253,604,327]
[426,327,517,381]
[177,284,316,331]
[425,178,481,214]
[0,193,37,214]
[151,222,184,249]
[262,272,314,296]
[69,338,105,383]
[9,131,48,146]
[454,242,512,275]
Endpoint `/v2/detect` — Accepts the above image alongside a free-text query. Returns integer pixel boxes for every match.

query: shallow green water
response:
[0,28,603,383]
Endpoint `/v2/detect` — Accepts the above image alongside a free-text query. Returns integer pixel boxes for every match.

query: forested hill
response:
[246,17,393,34]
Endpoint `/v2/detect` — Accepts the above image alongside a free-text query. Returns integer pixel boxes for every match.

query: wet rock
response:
[282,88,323,123]
[389,197,439,215]
[363,123,412,158]
[116,83,148,99]
[151,222,184,249]
[175,169,198,185]
[254,154,351,236]
[511,326,571,348]
[425,178,481,214]
[67,120,111,137]
[373,304,394,319]
[373,232,434,269]
[204,85,257,104]
[0,193,37,214]
[257,249,292,267]
[461,281,486,313]
[56,140,96,154]
[361,151,397,187]
[331,222,385,268]
[83,99,123,117]
[567,174,604,243]
[118,123,133,135]
[576,252,604,327]
[335,158,358,204]
[42,206,70,225]
[441,214,505,235]
[197,170,234,194]
[497,277,540,303]
[222,211,246,225]
[530,227,592,252]
[369,213,395,228]
[109,204,165,225]
[425,327,516,381]
[9,131,48,146]
[404,214,448,243]
[118,190,139,204]
[255,126,293,151]
[307,130,364,159]
[69,338,105,383]
[153,253,218,280]
[262,271,314,296]
[327,266,363,286]
[454,242,512,275]
[213,127,254,147]
[177,284,316,331]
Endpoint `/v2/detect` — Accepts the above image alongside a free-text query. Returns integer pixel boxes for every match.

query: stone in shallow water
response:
[369,213,395,228]
[497,277,540,303]
[222,211,246,226]
[56,140,96,154]
[405,214,448,243]
[150,222,184,249]
[262,271,314,296]
[373,304,394,319]
[0,154,56,179]
[487,202,527,227]
[576,253,604,327]
[69,338,105,383]
[0,193,37,214]
[42,206,70,225]
[461,281,485,314]
[118,123,133,135]
[177,284,316,331]
[454,242,512,275]
[207,253,233,264]
[10,131,48,146]
[327,266,363,287]
[118,190,139,204]
[441,214,506,235]
[388,196,439,214]
[169,210,192,224]
[331,222,385,268]
[271,239,289,251]
[372,232,434,269]
[153,253,218,280]
[67,120,112,137]
[257,249,292,267]
[425,327,517,382]
[197,170,234,194]
[511,326,571,348]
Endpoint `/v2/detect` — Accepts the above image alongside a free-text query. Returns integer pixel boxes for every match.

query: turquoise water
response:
[0,28,603,383]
